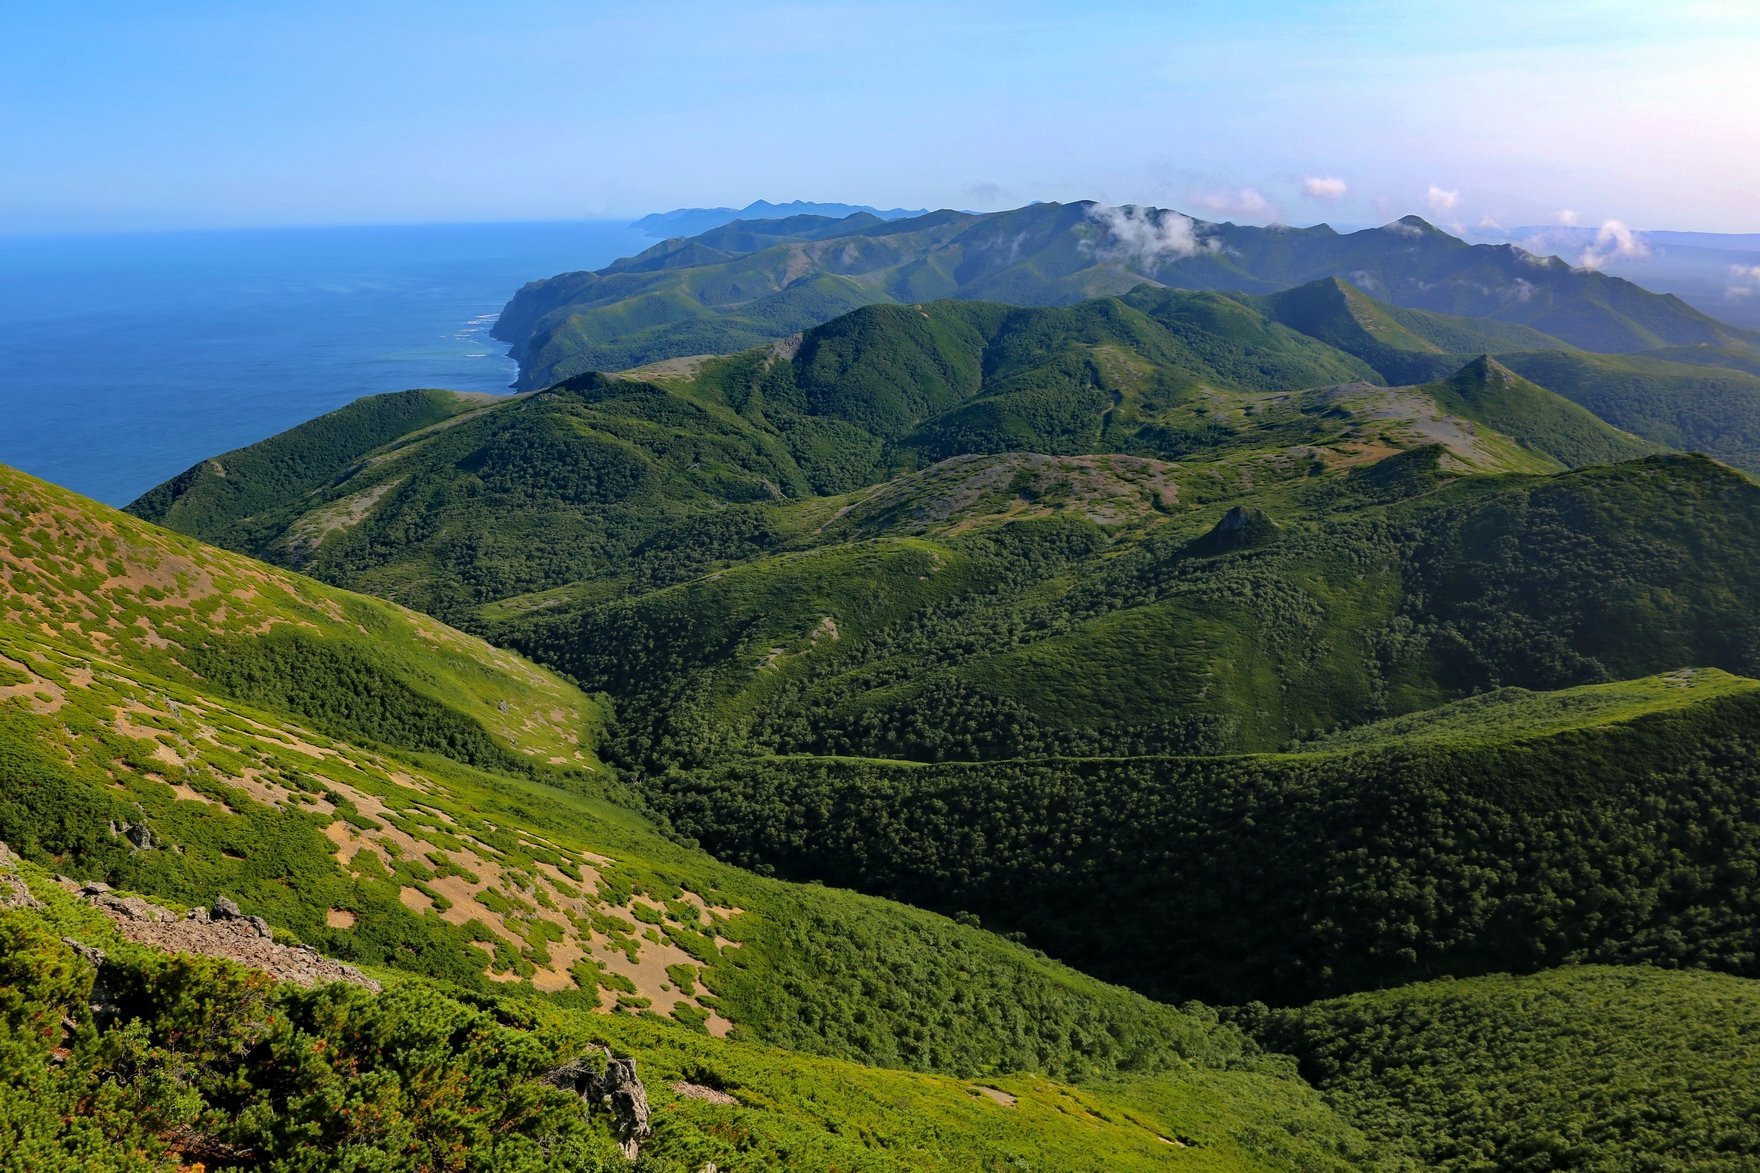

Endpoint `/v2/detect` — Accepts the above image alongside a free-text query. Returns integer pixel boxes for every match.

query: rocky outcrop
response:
[65,882,380,991]
[544,1047,653,1159]
[0,842,45,912]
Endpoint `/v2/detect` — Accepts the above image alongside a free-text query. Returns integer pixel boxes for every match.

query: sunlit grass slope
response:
[0,855,1388,1172]
[0,460,1391,1168]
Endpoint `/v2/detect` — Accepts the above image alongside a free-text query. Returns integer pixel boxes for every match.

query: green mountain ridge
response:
[494,201,1760,390]
[1245,276,1760,471]
[28,262,1760,1167]
[132,283,1663,620]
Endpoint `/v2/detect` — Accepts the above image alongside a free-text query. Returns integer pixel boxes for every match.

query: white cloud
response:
[1383,219,1425,238]
[1302,176,1348,200]
[1577,219,1651,270]
[1083,204,1218,267]
[1477,214,1507,233]
[1729,263,1760,299]
[1515,228,1576,261]
[1190,186,1275,221]
[1557,209,1580,227]
[1510,277,1537,302]
[1424,185,1460,214]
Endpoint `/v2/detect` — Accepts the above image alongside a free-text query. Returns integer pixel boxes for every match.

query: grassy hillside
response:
[1,464,1292,1076]
[1497,348,1760,471]
[1253,276,1566,384]
[1418,355,1657,468]
[493,202,1760,390]
[1259,966,1760,1170]
[127,389,496,544]
[0,855,1385,1171]
[1,463,599,773]
[0,461,1409,1168]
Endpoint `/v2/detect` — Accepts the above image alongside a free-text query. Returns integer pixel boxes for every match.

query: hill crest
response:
[496,199,1760,390]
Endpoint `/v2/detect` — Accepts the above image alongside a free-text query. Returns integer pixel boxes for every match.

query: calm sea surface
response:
[0,220,652,505]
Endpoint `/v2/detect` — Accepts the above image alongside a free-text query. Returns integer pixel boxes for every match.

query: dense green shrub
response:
[1258,966,1760,1171]
[659,684,1760,1006]
[0,916,627,1171]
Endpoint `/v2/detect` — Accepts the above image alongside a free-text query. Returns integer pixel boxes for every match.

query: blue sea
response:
[0,220,653,506]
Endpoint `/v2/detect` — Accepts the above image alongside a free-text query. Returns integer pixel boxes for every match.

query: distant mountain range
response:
[1479,224,1760,330]
[631,199,930,238]
[498,200,1760,392]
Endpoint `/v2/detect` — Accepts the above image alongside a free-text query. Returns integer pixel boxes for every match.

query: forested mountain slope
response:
[132,285,1659,618]
[1252,276,1760,470]
[26,258,1760,1168]
[1260,966,1760,1170]
[661,670,1760,1004]
[494,201,1760,389]
[0,462,1394,1169]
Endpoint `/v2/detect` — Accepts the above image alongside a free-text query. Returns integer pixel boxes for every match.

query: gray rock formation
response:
[544,1047,653,1159]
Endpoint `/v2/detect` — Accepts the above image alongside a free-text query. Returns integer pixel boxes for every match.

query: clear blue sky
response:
[3,0,1756,234]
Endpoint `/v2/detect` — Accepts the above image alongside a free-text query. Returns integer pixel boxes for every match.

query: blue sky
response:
[3,0,1757,233]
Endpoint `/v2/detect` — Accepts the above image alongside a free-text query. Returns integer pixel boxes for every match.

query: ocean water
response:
[0,220,653,505]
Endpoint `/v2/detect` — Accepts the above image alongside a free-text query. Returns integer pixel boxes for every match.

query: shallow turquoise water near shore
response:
[0,220,650,505]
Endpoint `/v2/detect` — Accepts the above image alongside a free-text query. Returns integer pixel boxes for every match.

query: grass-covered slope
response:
[2,463,599,773]
[127,389,496,546]
[1250,277,1760,472]
[0,459,1409,1172]
[1,462,1287,1078]
[494,202,1760,390]
[1253,276,1567,384]
[0,855,1385,1171]
[1498,347,1760,472]
[1258,966,1760,1170]
[1418,355,1657,468]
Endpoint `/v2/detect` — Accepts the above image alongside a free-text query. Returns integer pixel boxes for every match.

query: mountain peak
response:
[1313,274,1363,297]
[1451,353,1513,383]
[1380,215,1455,240]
